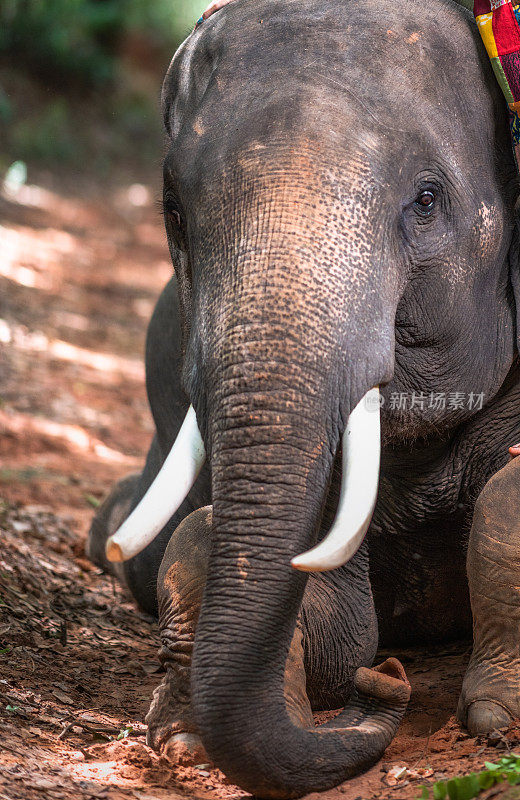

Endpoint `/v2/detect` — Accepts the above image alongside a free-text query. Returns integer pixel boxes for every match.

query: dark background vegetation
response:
[0,0,206,177]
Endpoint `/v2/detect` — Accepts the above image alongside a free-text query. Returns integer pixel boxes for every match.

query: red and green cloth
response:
[473,0,520,163]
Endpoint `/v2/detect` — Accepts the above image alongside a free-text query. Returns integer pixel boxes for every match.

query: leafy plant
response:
[419,754,520,800]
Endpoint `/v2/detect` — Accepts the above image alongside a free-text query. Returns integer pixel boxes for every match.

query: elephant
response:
[87,0,520,796]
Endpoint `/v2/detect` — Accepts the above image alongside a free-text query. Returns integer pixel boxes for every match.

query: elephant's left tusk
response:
[291,387,381,572]
[105,406,206,563]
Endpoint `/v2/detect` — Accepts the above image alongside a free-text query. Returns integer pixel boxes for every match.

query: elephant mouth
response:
[104,386,381,572]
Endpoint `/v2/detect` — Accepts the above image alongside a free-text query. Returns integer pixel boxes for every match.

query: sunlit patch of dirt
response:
[0,173,168,530]
[1,173,518,800]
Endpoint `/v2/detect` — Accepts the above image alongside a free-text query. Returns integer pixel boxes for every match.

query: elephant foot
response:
[466,701,512,736]
[457,650,520,736]
[457,658,518,736]
[163,733,208,766]
[458,458,520,736]
[87,472,140,578]
[146,667,210,766]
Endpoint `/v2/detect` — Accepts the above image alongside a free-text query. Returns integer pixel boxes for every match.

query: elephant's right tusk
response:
[291,387,381,573]
[105,406,206,563]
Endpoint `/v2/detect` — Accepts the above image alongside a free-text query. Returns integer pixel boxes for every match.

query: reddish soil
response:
[1,172,519,800]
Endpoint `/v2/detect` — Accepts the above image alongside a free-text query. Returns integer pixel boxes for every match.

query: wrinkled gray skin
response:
[88,0,520,796]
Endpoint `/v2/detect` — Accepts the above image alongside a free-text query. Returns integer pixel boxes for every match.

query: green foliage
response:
[0,0,211,170]
[1,0,117,88]
[10,99,77,162]
[124,0,209,49]
[0,0,207,89]
[419,754,520,800]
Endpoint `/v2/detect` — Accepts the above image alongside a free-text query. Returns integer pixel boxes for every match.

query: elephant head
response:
[107,0,520,795]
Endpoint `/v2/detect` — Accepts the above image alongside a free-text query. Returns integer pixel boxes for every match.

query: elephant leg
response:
[86,471,140,588]
[146,506,211,765]
[458,457,520,735]
[146,505,313,765]
[86,430,176,612]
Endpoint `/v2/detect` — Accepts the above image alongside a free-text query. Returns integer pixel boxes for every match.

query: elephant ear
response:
[509,205,520,355]
[446,0,520,351]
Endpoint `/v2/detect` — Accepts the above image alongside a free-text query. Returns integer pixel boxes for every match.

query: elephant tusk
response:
[105,406,206,563]
[291,387,381,573]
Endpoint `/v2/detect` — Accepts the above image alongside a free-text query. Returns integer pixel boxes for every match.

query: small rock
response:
[27,778,56,790]
[79,713,99,723]
[487,729,507,747]
[11,521,32,534]
[52,689,75,705]
[140,661,163,675]
[384,763,410,786]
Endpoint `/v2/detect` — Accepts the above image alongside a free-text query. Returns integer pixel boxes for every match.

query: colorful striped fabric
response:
[473,0,520,164]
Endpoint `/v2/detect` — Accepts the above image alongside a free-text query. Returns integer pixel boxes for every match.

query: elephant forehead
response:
[163,0,490,144]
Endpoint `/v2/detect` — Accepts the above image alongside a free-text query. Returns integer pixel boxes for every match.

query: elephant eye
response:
[415,189,436,215]
[163,197,183,228]
[168,208,182,227]
[163,195,187,247]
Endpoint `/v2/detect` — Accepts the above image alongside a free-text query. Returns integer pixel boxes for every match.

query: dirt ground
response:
[1,171,520,800]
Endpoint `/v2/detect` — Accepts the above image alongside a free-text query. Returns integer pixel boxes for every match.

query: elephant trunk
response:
[191,356,409,798]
